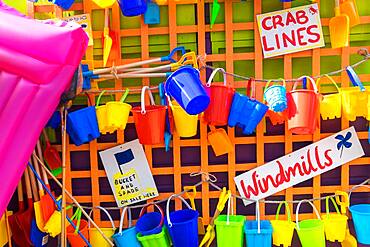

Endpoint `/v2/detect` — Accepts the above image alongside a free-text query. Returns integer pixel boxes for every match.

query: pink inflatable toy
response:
[0,2,88,217]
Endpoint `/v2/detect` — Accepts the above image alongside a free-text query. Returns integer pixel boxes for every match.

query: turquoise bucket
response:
[349,185,370,245]
[112,207,141,247]
[264,79,287,113]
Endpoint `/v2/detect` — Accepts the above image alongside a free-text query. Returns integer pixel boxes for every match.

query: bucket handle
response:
[226,193,234,225]
[206,68,227,87]
[140,86,156,114]
[316,75,341,93]
[255,200,261,234]
[264,78,286,93]
[139,203,164,227]
[293,76,318,93]
[96,90,115,107]
[325,196,341,217]
[166,194,193,228]
[248,78,256,99]
[119,88,130,103]
[275,201,292,222]
[349,184,370,204]
[87,206,116,230]
[70,208,83,235]
[295,200,321,231]
[117,207,132,235]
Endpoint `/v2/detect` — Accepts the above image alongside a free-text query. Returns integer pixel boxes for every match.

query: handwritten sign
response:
[63,14,93,46]
[235,127,364,205]
[257,4,324,58]
[99,140,158,207]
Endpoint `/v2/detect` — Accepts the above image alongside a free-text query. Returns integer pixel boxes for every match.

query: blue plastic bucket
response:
[46,111,61,129]
[136,204,164,236]
[228,93,268,134]
[53,0,75,10]
[144,1,160,24]
[118,0,147,17]
[66,106,100,146]
[244,220,272,247]
[264,79,287,112]
[112,207,141,247]
[165,66,210,115]
[349,204,370,244]
[165,195,199,247]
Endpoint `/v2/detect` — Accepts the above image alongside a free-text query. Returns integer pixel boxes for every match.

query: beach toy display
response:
[349,184,370,245]
[136,204,164,236]
[341,66,369,121]
[118,0,147,17]
[316,74,342,120]
[165,195,199,247]
[244,201,272,247]
[228,79,268,134]
[322,196,348,242]
[215,193,245,247]
[165,66,210,115]
[270,201,295,247]
[204,68,235,126]
[295,200,325,247]
[88,207,115,247]
[287,76,321,135]
[112,207,141,247]
[169,98,198,138]
[264,79,287,112]
[132,86,166,145]
[67,208,89,247]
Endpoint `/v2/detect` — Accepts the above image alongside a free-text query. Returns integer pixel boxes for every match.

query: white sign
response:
[99,140,159,207]
[235,127,364,205]
[257,4,324,58]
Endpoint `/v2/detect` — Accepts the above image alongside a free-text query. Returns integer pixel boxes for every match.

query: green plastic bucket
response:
[215,215,245,247]
[214,195,245,247]
[137,227,171,247]
[295,200,325,247]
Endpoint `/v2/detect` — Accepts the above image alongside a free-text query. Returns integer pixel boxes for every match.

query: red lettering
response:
[262,16,273,31]
[285,162,305,181]
[297,27,307,46]
[307,148,318,173]
[240,172,259,198]
[262,36,274,51]
[275,34,281,49]
[296,10,309,24]
[315,146,326,169]
[272,15,284,29]
[324,149,333,167]
[282,30,297,47]
[307,25,320,43]
[275,160,288,184]
[286,12,297,26]
[261,174,280,193]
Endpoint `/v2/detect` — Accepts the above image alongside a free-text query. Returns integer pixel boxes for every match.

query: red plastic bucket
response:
[287,76,320,134]
[132,86,166,145]
[204,68,235,126]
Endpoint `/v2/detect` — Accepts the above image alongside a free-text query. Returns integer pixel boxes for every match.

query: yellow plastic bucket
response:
[92,0,116,8]
[170,100,198,137]
[322,196,348,242]
[96,90,115,134]
[316,75,342,120]
[88,206,115,247]
[295,200,325,247]
[270,202,295,247]
[106,89,132,131]
[342,86,369,121]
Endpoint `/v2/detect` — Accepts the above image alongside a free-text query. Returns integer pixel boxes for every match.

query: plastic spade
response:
[103,8,113,67]
[329,0,350,48]
[340,0,360,27]
[210,0,220,29]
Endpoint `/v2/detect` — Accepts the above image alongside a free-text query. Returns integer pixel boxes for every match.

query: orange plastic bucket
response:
[132,86,166,145]
[287,76,320,134]
[204,68,235,126]
[67,209,89,247]
[316,75,341,120]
